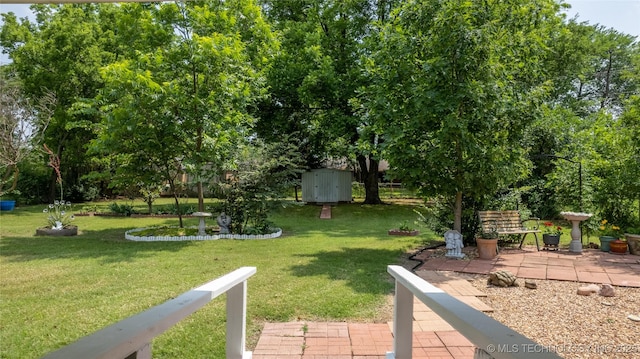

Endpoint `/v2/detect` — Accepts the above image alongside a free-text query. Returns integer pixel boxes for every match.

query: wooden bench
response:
[478,210,541,251]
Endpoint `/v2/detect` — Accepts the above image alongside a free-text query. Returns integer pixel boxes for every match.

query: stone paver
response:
[253,247,639,359]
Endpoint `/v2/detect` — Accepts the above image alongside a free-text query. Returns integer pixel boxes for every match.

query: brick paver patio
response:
[252,247,640,358]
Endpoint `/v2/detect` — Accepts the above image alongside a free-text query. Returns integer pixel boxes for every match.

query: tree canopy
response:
[1,0,639,234]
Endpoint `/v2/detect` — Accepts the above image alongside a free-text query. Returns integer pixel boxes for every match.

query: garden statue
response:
[444,230,465,259]
[217,212,231,234]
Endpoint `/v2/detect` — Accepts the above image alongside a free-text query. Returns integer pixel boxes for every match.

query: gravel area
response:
[468,275,640,359]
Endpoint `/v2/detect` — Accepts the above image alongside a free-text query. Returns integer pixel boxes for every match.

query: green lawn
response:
[0,200,436,358]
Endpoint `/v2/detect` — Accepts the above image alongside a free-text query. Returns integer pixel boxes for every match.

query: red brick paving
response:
[419,246,640,288]
[252,247,639,358]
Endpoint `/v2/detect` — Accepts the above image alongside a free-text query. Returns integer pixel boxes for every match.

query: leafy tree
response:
[258,0,400,204]
[1,4,116,201]
[0,71,55,197]
[527,22,640,222]
[365,0,562,235]
[219,138,305,234]
[92,1,276,226]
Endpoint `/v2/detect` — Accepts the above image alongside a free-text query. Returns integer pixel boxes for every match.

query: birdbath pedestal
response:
[192,212,212,236]
[560,212,593,253]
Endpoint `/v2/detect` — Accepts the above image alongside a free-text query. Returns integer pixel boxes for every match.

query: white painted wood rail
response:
[42,266,256,359]
[386,265,561,359]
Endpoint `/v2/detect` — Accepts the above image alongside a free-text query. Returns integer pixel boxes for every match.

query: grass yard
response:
[0,200,436,358]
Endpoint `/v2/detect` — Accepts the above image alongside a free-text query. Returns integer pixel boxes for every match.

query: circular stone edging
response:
[125,227,282,241]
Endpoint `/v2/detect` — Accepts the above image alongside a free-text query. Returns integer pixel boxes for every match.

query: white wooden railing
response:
[42,267,256,359]
[386,265,561,359]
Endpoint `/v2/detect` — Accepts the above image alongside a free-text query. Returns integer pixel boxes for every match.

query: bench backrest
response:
[478,210,524,233]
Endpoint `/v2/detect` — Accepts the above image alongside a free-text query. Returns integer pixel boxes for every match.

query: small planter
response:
[625,233,640,255]
[599,236,616,252]
[0,200,16,211]
[542,234,560,248]
[476,238,498,260]
[35,226,78,237]
[388,229,419,236]
[609,239,628,254]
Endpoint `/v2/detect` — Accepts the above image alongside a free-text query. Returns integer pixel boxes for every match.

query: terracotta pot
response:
[476,238,498,260]
[609,239,627,254]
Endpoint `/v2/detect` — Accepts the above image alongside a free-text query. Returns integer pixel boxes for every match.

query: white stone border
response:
[125,226,282,241]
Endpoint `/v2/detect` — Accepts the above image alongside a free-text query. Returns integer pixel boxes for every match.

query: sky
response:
[1,0,639,65]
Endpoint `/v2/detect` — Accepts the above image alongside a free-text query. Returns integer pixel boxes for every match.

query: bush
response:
[66,181,101,202]
[153,203,196,215]
[108,202,136,216]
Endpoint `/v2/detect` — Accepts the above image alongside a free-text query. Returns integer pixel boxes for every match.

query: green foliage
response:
[415,195,487,245]
[89,1,278,223]
[13,153,50,205]
[108,202,136,216]
[1,4,115,201]
[153,203,196,216]
[478,226,499,240]
[42,200,75,228]
[597,218,623,238]
[364,0,562,229]
[398,220,414,232]
[541,221,562,236]
[218,139,305,234]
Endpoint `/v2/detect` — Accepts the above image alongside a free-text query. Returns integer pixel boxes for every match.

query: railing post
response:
[41,267,256,359]
[387,265,562,359]
[124,344,151,359]
[391,279,414,359]
[226,280,249,359]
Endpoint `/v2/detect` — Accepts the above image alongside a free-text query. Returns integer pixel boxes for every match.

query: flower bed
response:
[125,227,282,241]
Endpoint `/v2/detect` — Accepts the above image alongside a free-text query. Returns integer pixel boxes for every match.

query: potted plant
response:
[35,144,77,236]
[476,222,499,260]
[36,200,77,236]
[598,219,622,252]
[624,226,640,255]
[542,221,562,248]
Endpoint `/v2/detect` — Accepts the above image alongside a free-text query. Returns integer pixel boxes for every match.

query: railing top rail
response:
[42,267,256,359]
[387,265,561,359]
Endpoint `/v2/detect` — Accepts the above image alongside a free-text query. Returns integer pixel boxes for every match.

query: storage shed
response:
[302,169,353,203]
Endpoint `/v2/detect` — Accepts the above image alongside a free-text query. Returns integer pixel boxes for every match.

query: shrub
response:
[109,202,136,216]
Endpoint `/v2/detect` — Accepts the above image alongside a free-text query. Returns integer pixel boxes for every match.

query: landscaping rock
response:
[577,284,600,296]
[524,280,537,289]
[628,314,640,322]
[487,270,518,287]
[598,284,615,297]
[577,287,593,296]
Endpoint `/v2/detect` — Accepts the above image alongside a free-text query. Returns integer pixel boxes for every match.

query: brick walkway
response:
[252,247,640,358]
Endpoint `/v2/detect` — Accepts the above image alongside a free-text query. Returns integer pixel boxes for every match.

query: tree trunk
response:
[197,181,204,212]
[357,154,383,204]
[600,50,613,110]
[454,191,463,232]
[166,172,184,228]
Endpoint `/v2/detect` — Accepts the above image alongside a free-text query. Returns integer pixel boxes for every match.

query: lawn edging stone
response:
[125,227,282,241]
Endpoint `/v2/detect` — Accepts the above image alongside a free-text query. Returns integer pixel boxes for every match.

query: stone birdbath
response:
[192,212,212,236]
[561,211,593,253]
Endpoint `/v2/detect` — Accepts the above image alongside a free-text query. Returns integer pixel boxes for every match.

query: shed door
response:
[315,171,338,203]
